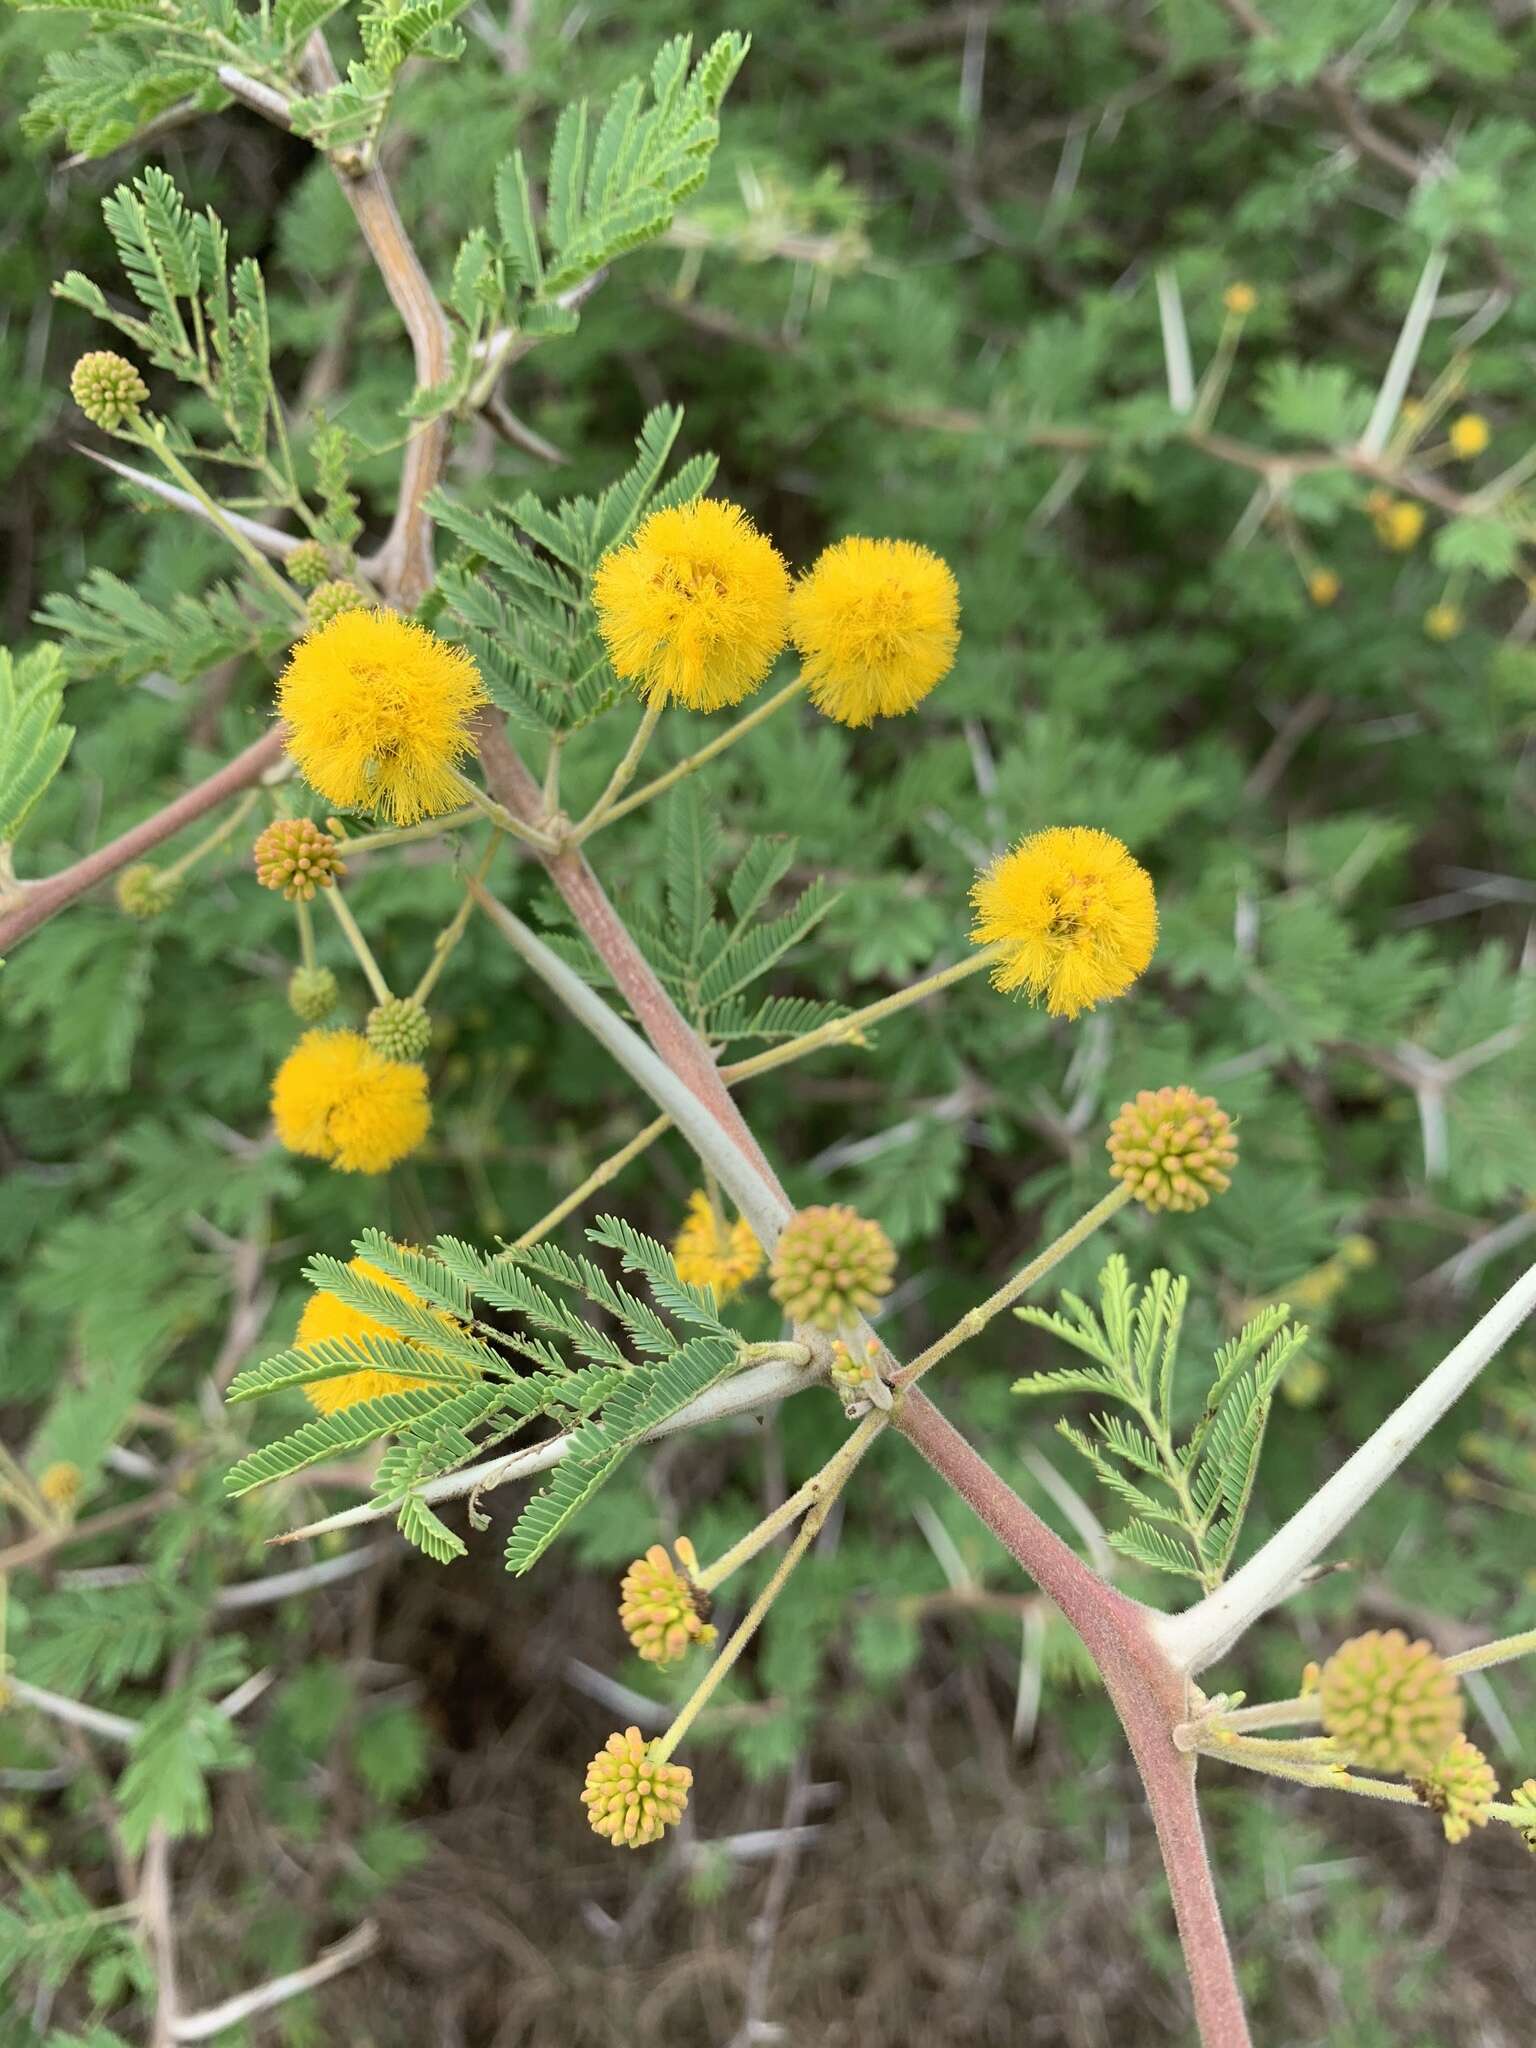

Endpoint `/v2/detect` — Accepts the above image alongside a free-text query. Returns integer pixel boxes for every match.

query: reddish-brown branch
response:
[474,711,1251,2045]
[0,726,285,954]
[893,1390,1251,2048]
[474,715,780,1188]
[303,35,452,608]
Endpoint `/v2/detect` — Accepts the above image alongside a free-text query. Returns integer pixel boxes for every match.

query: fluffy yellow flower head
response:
[1412,1733,1498,1844]
[672,1190,763,1303]
[1372,498,1424,552]
[1317,1630,1463,1774]
[1449,412,1490,458]
[582,1726,692,1848]
[296,1255,461,1415]
[1223,282,1257,317]
[788,536,960,726]
[1424,602,1462,642]
[970,826,1157,1019]
[271,1029,430,1175]
[593,498,790,711]
[618,1538,717,1667]
[1307,568,1340,608]
[276,610,486,825]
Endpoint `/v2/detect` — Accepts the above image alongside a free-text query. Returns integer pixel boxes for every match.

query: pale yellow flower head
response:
[970,826,1157,1019]
[1448,413,1490,459]
[593,498,790,711]
[672,1190,763,1303]
[618,1538,716,1667]
[1317,1630,1463,1775]
[1372,498,1424,552]
[1424,602,1462,642]
[296,1255,464,1414]
[1307,568,1340,608]
[1413,1733,1498,1844]
[1223,282,1257,317]
[789,536,960,726]
[769,1204,896,1330]
[277,610,486,825]
[271,1029,430,1175]
[1108,1087,1237,1212]
[582,1726,692,1847]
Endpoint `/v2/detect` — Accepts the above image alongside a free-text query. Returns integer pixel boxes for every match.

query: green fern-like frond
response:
[1016,1257,1306,1595]
[0,646,73,849]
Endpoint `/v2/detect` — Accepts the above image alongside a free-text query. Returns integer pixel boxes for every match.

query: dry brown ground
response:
[154,1540,1536,2048]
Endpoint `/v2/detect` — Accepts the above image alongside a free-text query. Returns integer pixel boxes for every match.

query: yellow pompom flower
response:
[1372,498,1424,552]
[1108,1087,1237,1212]
[276,610,486,825]
[970,826,1157,1019]
[672,1190,763,1303]
[38,1462,83,1515]
[1412,1734,1498,1844]
[788,536,960,726]
[582,1727,692,1847]
[593,498,791,711]
[1223,282,1257,317]
[295,1255,463,1415]
[1424,603,1462,642]
[1448,413,1490,458]
[271,1029,430,1174]
[1317,1630,1463,1774]
[618,1538,717,1667]
[1307,568,1340,607]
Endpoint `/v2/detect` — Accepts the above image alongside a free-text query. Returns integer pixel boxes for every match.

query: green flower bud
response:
[288,965,340,1022]
[366,995,432,1060]
[115,862,179,920]
[285,540,330,591]
[70,351,149,430]
[306,579,367,629]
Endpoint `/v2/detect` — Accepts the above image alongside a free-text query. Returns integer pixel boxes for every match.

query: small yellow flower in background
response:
[672,1189,763,1302]
[1412,1734,1498,1844]
[1448,413,1490,458]
[38,1462,83,1515]
[970,825,1157,1019]
[1400,398,1424,426]
[618,1539,717,1667]
[253,816,345,901]
[769,1204,897,1330]
[1307,568,1340,607]
[582,1726,692,1847]
[277,610,486,825]
[1223,283,1257,316]
[1424,602,1462,642]
[1108,1087,1237,1212]
[1317,1630,1463,1774]
[593,498,790,711]
[296,1255,464,1414]
[788,536,960,726]
[1372,498,1425,551]
[271,1029,430,1174]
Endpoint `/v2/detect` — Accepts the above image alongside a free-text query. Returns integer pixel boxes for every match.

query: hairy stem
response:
[893,1182,1133,1390]
[583,676,808,836]
[0,728,287,954]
